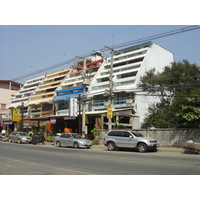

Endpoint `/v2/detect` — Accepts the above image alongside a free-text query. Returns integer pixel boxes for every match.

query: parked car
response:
[54,133,93,149]
[8,132,32,144]
[103,130,159,152]
[0,135,8,141]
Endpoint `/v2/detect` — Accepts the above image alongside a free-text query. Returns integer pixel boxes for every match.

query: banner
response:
[107,104,113,119]
[69,98,77,117]
[12,108,20,121]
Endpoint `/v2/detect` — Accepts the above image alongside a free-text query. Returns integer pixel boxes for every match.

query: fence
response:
[99,128,200,147]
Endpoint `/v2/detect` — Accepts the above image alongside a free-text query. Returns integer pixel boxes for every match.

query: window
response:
[60,134,67,138]
[115,131,123,137]
[123,131,131,137]
[1,104,6,109]
[131,131,143,137]
[108,131,123,137]
[108,131,115,136]
[66,134,71,138]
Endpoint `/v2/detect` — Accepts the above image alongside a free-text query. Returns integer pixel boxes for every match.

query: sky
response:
[0,25,200,84]
[0,1,199,85]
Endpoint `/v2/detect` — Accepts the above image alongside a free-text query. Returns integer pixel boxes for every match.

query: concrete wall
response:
[99,128,200,147]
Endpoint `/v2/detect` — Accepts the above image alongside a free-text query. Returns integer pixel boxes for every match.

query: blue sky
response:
[0,25,200,84]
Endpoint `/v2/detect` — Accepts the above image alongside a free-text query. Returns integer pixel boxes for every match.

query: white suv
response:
[103,130,159,152]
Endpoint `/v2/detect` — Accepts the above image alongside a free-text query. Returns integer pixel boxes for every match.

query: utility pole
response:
[20,102,24,131]
[105,46,122,131]
[78,94,81,135]
[75,56,87,136]
[76,51,104,135]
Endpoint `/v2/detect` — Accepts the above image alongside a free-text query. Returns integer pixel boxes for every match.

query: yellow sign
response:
[107,104,113,119]
[12,108,20,121]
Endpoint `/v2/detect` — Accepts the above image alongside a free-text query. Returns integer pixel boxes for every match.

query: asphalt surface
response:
[1,141,200,175]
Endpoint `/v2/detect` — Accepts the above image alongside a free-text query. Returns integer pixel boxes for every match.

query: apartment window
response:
[1,104,6,109]
[121,71,137,78]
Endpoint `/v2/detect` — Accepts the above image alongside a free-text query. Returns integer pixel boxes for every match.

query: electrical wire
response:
[11,25,200,81]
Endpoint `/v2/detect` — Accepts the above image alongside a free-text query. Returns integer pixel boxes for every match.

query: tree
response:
[138,60,200,128]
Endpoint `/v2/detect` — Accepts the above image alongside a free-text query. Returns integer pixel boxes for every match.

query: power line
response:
[11,25,200,81]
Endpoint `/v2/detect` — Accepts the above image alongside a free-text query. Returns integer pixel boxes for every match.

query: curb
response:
[45,142,184,152]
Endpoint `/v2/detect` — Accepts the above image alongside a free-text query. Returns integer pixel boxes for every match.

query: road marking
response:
[0,156,94,175]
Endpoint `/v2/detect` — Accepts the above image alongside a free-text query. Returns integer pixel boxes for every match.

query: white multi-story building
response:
[88,42,174,128]
[9,76,44,117]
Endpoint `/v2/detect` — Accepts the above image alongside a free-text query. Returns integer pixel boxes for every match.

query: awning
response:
[30,117,49,121]
[52,92,81,102]
[55,86,83,94]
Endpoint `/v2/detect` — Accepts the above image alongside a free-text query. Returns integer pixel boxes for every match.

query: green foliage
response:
[174,91,200,127]
[45,135,54,142]
[91,127,101,145]
[139,60,200,128]
[91,127,101,136]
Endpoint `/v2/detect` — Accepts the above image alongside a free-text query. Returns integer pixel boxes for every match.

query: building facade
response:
[7,42,174,135]
[87,42,173,129]
[0,80,23,133]
[26,68,70,119]
[9,76,44,117]
[51,56,104,133]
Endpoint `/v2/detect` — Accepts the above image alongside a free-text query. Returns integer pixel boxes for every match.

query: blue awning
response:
[55,86,84,94]
[52,92,81,102]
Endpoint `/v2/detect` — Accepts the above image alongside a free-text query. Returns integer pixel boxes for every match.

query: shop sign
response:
[50,118,56,124]
[12,108,20,121]
[107,104,113,119]
[69,98,77,117]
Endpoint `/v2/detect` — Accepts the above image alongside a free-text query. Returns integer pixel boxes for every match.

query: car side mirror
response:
[70,137,73,139]
[129,135,133,138]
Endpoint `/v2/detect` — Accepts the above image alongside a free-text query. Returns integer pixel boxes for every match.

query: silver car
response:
[54,133,93,149]
[9,132,32,144]
[103,130,159,152]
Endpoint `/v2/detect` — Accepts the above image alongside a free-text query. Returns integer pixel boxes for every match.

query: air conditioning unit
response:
[104,102,108,106]
[126,99,133,104]
[83,78,90,85]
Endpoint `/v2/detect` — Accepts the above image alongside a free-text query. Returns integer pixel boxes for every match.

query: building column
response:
[130,115,140,129]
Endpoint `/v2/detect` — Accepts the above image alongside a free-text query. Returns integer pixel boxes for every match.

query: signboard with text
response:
[107,104,113,119]
[50,118,56,124]
[12,108,20,121]
[69,98,77,117]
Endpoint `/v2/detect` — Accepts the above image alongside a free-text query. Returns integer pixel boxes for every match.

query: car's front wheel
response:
[137,143,147,152]
[107,142,116,151]
[56,141,61,147]
[74,142,79,149]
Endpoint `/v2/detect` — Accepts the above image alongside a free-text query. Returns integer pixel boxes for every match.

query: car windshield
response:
[131,131,143,137]
[72,134,83,139]
[19,132,29,136]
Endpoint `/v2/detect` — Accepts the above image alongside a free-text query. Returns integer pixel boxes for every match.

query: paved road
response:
[0,142,200,175]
